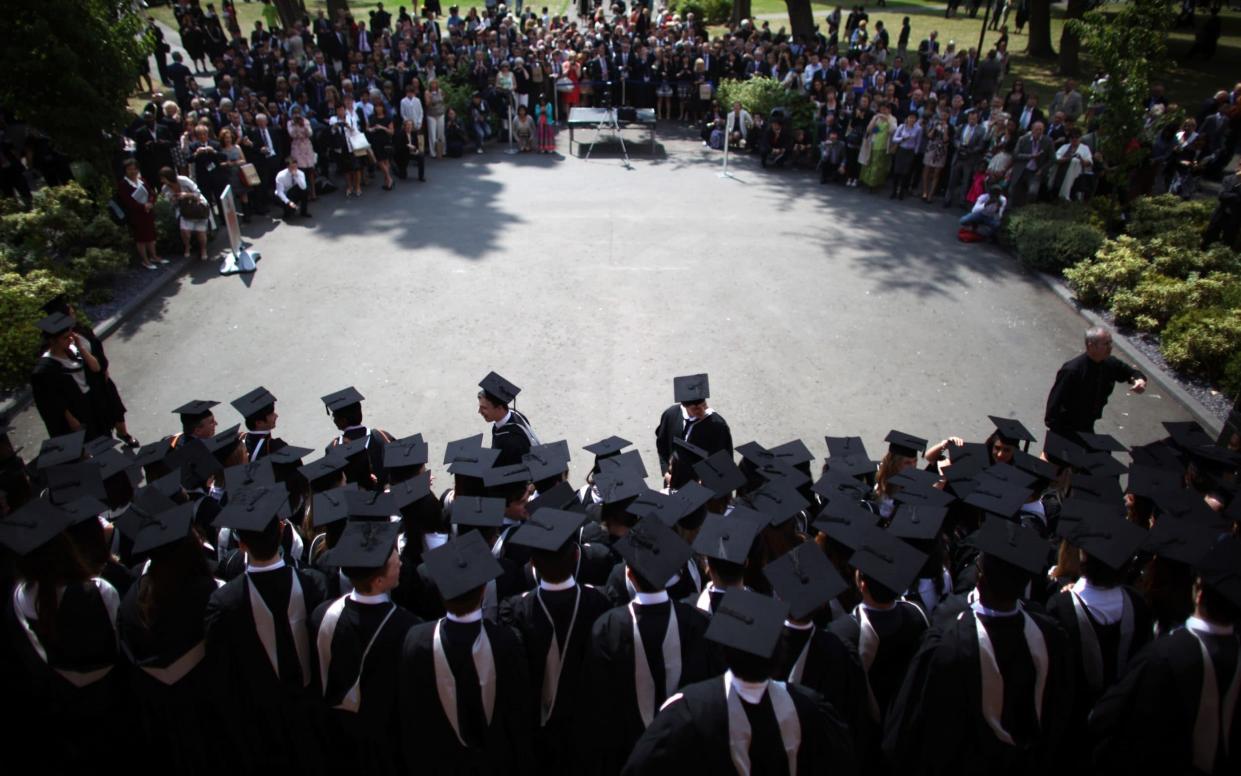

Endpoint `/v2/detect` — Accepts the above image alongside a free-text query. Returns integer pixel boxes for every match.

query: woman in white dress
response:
[159,167,210,261]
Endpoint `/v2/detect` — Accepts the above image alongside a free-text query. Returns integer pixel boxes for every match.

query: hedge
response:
[670,0,730,26]
[1000,203,1106,273]
[715,77,816,135]
[0,270,82,389]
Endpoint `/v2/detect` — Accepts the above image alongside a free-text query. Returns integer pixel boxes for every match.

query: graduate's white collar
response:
[680,406,715,421]
[494,409,513,429]
[634,590,670,606]
[1071,578,1124,625]
[348,590,391,604]
[446,608,484,623]
[1186,615,1235,636]
[539,576,576,592]
[784,619,815,631]
[725,670,770,704]
[247,557,286,574]
[247,429,271,437]
[968,588,1022,618]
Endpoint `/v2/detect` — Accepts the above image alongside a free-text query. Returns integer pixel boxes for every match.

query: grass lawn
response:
[146,0,573,33]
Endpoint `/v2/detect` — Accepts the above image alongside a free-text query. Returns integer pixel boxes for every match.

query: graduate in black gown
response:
[883,519,1074,776]
[231,386,287,462]
[585,516,713,775]
[478,371,541,466]
[1090,534,1240,776]
[623,588,859,776]
[655,373,733,489]
[398,530,534,775]
[685,513,760,614]
[322,386,395,490]
[498,508,615,774]
[311,520,421,775]
[118,502,224,776]
[30,312,106,439]
[203,484,328,774]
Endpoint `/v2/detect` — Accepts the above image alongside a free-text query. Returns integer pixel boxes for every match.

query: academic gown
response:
[411,555,527,622]
[882,607,1074,776]
[203,564,328,774]
[1090,622,1240,776]
[398,617,534,775]
[498,582,615,774]
[30,354,100,438]
[491,409,539,466]
[243,431,286,462]
[310,594,421,775]
[118,573,223,775]
[621,674,859,776]
[327,425,395,489]
[654,405,733,482]
[774,623,870,754]
[604,559,702,607]
[584,598,713,775]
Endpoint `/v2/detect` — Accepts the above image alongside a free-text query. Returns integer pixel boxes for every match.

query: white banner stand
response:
[719,117,735,179]
[218,185,259,274]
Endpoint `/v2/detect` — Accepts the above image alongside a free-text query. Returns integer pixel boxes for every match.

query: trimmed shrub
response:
[1110,272,1237,332]
[672,0,730,25]
[0,270,82,389]
[0,182,130,288]
[1001,203,1106,272]
[1063,235,1150,306]
[1161,306,1241,391]
[1126,194,1214,246]
[715,77,816,133]
[153,197,182,255]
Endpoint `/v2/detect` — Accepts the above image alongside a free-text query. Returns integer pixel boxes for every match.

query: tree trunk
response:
[731,0,752,26]
[785,0,815,40]
[326,0,351,23]
[1026,0,1056,58]
[272,0,302,29]
[1058,0,1086,75]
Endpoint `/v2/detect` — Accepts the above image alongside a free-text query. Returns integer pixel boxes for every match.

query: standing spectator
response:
[286,108,317,201]
[187,124,223,219]
[1050,80,1084,122]
[535,94,556,153]
[117,159,162,271]
[398,83,424,149]
[943,110,985,207]
[1009,120,1053,207]
[920,108,949,201]
[368,101,396,190]
[394,119,426,180]
[860,102,897,192]
[443,108,467,158]
[1044,327,1146,439]
[247,113,284,214]
[1202,165,1241,248]
[30,312,104,439]
[159,166,211,261]
[216,128,250,222]
[890,112,922,199]
[468,92,491,154]
[425,79,448,158]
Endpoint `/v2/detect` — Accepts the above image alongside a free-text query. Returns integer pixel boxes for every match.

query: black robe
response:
[621,674,859,776]
[491,409,539,466]
[498,582,614,774]
[398,617,534,775]
[774,623,870,754]
[883,607,1074,776]
[310,594,421,775]
[203,564,328,773]
[30,354,101,438]
[654,405,733,481]
[1044,353,1143,436]
[327,426,394,489]
[244,431,286,461]
[118,573,223,775]
[584,598,713,775]
[1090,623,1240,776]
[604,559,702,607]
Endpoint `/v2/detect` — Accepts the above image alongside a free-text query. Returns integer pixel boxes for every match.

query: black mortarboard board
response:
[149,468,186,499]
[1129,440,1185,472]
[213,485,287,532]
[672,437,710,468]
[321,386,365,415]
[446,442,501,478]
[1009,450,1060,483]
[1164,421,1215,452]
[967,519,1048,575]
[345,489,398,521]
[444,434,485,464]
[692,514,759,563]
[628,489,680,525]
[0,499,72,555]
[523,440,571,482]
[298,454,348,487]
[333,436,370,465]
[1080,451,1128,478]
[694,450,746,498]
[1144,516,1223,565]
[885,430,927,458]
[478,372,521,404]
[1152,487,1222,526]
[825,435,869,460]
[594,469,648,504]
[205,425,244,459]
[133,438,172,469]
[671,481,715,519]
[36,312,76,336]
[132,502,196,555]
[330,520,400,568]
[423,531,504,600]
[84,436,121,458]
[1196,536,1241,610]
[510,508,585,553]
[584,435,631,459]
[383,434,429,470]
[116,486,179,540]
[312,485,356,527]
[887,503,949,541]
[813,468,872,503]
[944,441,990,480]
[1043,431,1087,470]
[268,444,313,467]
[598,449,649,479]
[483,462,532,488]
[848,525,927,595]
[824,435,877,478]
[91,448,137,484]
[527,480,579,515]
[769,439,815,467]
[736,441,777,467]
[891,479,957,508]
[673,373,710,403]
[1071,474,1125,505]
[962,474,1029,519]
[615,517,692,589]
[1183,443,1241,471]
[989,416,1037,445]
[747,481,810,526]
[704,588,789,659]
[889,467,943,491]
[40,293,71,315]
[1125,464,1179,500]
[1068,512,1147,571]
[60,495,108,526]
[451,495,506,528]
[1055,497,1126,539]
[224,459,275,493]
[46,462,106,504]
[166,440,224,489]
[230,386,277,421]
[813,500,879,548]
[38,430,86,468]
[1077,432,1127,453]
[765,542,848,620]
[172,400,219,426]
[737,443,809,488]
[390,472,433,510]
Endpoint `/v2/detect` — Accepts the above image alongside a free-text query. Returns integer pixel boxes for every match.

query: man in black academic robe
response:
[231,387,286,462]
[477,372,540,467]
[322,387,395,490]
[655,374,733,489]
[1044,327,1146,438]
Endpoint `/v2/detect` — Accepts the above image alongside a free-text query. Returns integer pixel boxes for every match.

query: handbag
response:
[240,162,262,187]
[177,193,210,220]
[346,126,371,153]
[698,82,713,100]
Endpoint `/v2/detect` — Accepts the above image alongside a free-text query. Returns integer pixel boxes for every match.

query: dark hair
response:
[139,530,211,627]
[978,551,1031,603]
[66,517,111,571]
[709,557,746,587]
[238,518,283,561]
[332,403,363,429]
[1080,550,1126,587]
[15,532,93,646]
[723,645,774,682]
[477,390,509,410]
[244,404,275,431]
[102,469,135,510]
[1200,582,1241,625]
[860,571,898,604]
[532,541,578,584]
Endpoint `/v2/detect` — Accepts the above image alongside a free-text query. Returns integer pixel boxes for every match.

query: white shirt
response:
[246,557,286,574]
[1072,579,1125,625]
[726,670,770,704]
[400,95,424,126]
[634,589,670,606]
[446,608,484,623]
[349,590,391,604]
[1056,141,1092,166]
[1185,615,1234,637]
[539,576,576,592]
[970,192,1007,219]
[273,167,307,204]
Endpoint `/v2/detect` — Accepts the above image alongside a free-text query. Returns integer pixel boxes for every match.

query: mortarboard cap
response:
[523,440,571,482]
[968,519,1049,575]
[444,434,485,464]
[1009,450,1060,483]
[1129,440,1185,472]
[483,462,532,488]
[91,448,137,484]
[479,372,521,404]
[172,400,218,426]
[890,467,943,491]
[165,440,223,490]
[885,430,927,458]
[764,542,848,620]
[1067,512,1147,571]
[84,436,121,458]
[1077,432,1127,453]
[594,469,648,504]
[670,481,715,519]
[1163,421,1215,451]
[38,430,86,468]
[1125,464,1179,500]
[584,435,631,459]
[383,434,429,470]
[1080,451,1128,478]
[825,435,877,479]
[989,416,1036,445]
[329,520,400,569]
[692,514,759,564]
[673,373,710,403]
[36,312,76,336]
[769,439,815,467]
[268,444,313,467]
[1196,536,1241,610]
[312,485,356,527]
[1071,474,1125,504]
[813,468,872,504]
[46,462,106,505]
[747,481,810,526]
[615,517,692,589]
[213,485,287,532]
[451,495,506,528]
[116,486,179,540]
[131,502,196,555]
[598,449,649,479]
[60,495,108,526]
[813,500,879,548]
[390,472,432,510]
[1054,497,1125,539]
[1043,431,1087,470]
[891,479,957,509]
[298,454,348,487]
[230,387,277,421]
[527,480,579,515]
[704,588,789,659]
[0,499,72,555]
[961,470,1031,518]
[223,459,275,494]
[133,438,172,469]
[944,441,990,479]
[694,450,746,498]
[672,437,709,468]
[321,386,365,415]
[825,435,869,460]
[627,489,679,524]
[423,530,504,600]
[446,443,501,479]
[40,293,71,315]
[345,489,398,521]
[887,503,949,541]
[509,508,585,553]
[848,525,928,594]
[205,425,244,459]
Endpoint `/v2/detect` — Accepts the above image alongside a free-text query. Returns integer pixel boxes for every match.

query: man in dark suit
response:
[971,49,1002,102]
[166,52,194,109]
[304,51,337,85]
[943,110,986,208]
[917,31,939,71]
[1044,327,1145,438]
[1015,94,1046,133]
[654,374,733,490]
[247,113,285,214]
[1010,120,1054,207]
[887,56,912,98]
